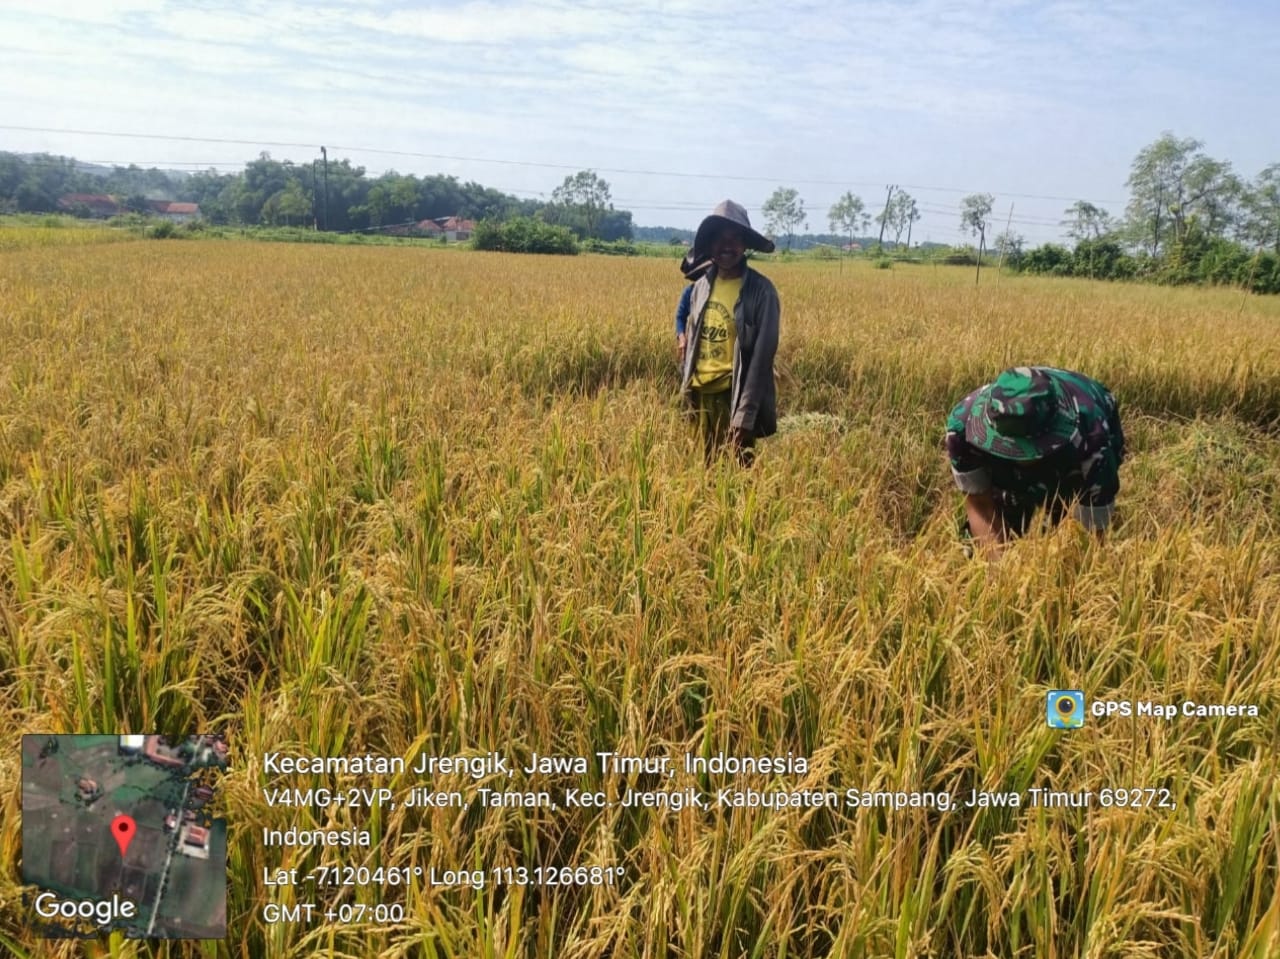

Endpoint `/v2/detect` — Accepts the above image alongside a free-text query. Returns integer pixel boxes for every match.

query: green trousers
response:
[693,388,755,465]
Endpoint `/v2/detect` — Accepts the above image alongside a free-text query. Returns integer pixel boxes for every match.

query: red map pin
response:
[111,815,136,858]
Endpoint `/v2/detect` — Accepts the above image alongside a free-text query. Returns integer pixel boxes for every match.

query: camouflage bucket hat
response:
[965,367,1080,461]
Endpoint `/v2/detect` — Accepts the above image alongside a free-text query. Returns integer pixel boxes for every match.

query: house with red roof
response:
[438,216,475,241]
[178,823,211,859]
[375,215,474,240]
[57,193,125,218]
[147,200,201,223]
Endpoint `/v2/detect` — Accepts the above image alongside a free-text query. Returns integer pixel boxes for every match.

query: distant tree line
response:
[0,152,635,241]
[6,135,1277,289]
[757,133,1278,293]
[1004,134,1280,293]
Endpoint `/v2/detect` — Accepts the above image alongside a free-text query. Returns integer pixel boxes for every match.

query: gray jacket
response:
[679,265,779,437]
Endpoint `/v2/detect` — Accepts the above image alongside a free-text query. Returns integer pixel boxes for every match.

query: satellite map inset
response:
[21,734,228,939]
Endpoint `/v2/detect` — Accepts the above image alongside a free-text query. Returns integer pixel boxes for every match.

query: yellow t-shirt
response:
[691,275,742,392]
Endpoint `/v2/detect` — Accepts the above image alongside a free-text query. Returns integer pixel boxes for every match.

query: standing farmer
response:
[945,366,1125,555]
[679,200,780,465]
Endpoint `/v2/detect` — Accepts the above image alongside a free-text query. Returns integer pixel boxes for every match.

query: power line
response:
[0,123,1129,206]
[1,156,1095,229]
[5,151,1108,221]
[4,149,1079,239]
[1,125,318,151]
[82,159,247,168]
[3,152,1084,232]
[3,141,1118,244]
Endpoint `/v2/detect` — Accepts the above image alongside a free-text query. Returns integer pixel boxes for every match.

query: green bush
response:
[108,212,151,231]
[473,217,578,255]
[874,257,893,269]
[1158,226,1212,286]
[1071,239,1131,280]
[148,220,179,239]
[1008,233,1275,295]
[581,237,637,256]
[1131,252,1160,280]
[1227,251,1280,295]
[1021,243,1073,276]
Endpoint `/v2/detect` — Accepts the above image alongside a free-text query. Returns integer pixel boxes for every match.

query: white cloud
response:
[0,0,1275,234]
[1,0,166,25]
[344,1,625,45]
[148,7,280,44]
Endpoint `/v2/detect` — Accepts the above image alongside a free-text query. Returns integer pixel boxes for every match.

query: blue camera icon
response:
[1047,690,1085,728]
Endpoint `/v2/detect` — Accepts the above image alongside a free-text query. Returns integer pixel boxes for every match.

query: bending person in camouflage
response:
[945,366,1125,555]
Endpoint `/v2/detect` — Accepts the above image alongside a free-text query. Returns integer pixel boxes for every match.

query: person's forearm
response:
[965,493,1008,554]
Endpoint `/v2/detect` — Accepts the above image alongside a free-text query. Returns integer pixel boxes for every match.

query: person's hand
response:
[675,332,686,364]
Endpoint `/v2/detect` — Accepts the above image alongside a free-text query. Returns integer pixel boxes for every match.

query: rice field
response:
[0,218,138,251]
[2,232,1279,958]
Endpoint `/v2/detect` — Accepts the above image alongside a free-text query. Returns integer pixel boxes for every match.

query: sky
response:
[1,0,1277,245]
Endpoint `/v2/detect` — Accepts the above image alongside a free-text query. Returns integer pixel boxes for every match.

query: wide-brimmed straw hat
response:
[965,367,1080,461]
[693,199,775,256]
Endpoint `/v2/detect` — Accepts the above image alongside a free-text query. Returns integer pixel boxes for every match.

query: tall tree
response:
[1062,200,1113,242]
[387,174,418,221]
[763,186,806,251]
[1241,163,1280,253]
[1180,154,1243,238]
[0,152,24,207]
[1124,133,1198,255]
[279,181,312,226]
[828,191,869,250]
[961,193,995,285]
[595,208,634,242]
[550,170,613,239]
[994,229,1025,266]
[352,174,420,228]
[960,193,995,252]
[323,158,371,232]
[10,153,82,212]
[264,180,310,226]
[885,190,918,246]
[1122,133,1240,255]
[903,195,920,247]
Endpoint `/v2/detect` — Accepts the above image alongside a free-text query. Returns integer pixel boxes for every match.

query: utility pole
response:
[320,145,330,232]
[975,214,990,287]
[1152,184,1162,257]
[876,184,896,252]
[996,203,1014,282]
[311,159,319,230]
[906,199,917,248]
